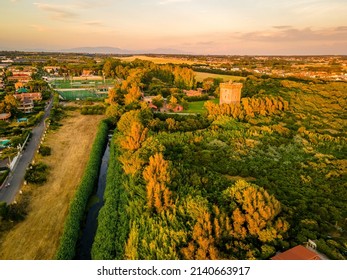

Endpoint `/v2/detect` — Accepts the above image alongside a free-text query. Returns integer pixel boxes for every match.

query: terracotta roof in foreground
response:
[271,245,321,260]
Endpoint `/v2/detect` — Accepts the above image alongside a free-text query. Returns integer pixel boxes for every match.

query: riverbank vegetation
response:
[94,74,346,259]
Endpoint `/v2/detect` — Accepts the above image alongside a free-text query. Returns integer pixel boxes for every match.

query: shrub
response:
[39,145,52,156]
[55,120,108,260]
[81,105,105,115]
[24,162,49,185]
[0,202,8,219]
[0,169,9,185]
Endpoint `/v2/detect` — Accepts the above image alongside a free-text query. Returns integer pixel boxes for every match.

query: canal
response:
[75,140,110,260]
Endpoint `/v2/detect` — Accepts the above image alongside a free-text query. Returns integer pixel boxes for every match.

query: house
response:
[271,245,321,260]
[44,66,60,74]
[7,75,32,83]
[14,92,42,102]
[82,69,94,77]
[143,96,160,111]
[166,104,184,112]
[15,82,26,90]
[183,88,203,97]
[0,112,11,121]
[17,98,34,113]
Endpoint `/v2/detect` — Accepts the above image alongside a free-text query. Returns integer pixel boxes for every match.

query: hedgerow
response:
[55,120,108,260]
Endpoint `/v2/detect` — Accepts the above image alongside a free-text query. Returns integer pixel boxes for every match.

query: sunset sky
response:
[1,0,347,54]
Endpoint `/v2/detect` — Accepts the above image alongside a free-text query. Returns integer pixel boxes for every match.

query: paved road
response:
[0,100,53,204]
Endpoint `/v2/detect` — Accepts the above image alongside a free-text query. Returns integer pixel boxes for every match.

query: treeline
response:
[192,67,252,77]
[56,121,108,259]
[204,96,289,119]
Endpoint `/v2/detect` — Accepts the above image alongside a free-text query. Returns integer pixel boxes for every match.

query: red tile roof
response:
[271,245,321,260]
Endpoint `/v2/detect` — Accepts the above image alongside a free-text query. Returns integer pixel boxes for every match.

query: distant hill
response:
[59,46,189,55]
[59,46,133,54]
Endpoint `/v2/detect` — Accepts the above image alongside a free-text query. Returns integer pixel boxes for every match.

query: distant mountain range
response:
[58,46,189,55]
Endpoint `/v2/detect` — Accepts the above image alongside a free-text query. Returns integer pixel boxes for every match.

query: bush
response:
[24,162,49,185]
[39,145,51,156]
[55,120,108,260]
[0,202,8,219]
[0,169,9,185]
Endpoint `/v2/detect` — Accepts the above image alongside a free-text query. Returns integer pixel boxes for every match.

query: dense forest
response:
[91,60,346,260]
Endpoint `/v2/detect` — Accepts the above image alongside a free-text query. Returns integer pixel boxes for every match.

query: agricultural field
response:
[121,55,198,65]
[0,111,104,259]
[194,71,246,82]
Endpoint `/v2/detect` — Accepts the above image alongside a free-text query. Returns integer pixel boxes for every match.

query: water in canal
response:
[75,141,110,260]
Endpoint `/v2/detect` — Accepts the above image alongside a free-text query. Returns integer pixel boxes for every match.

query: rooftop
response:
[271,245,321,260]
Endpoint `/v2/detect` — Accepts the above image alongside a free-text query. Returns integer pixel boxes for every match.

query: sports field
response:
[50,78,113,100]
[57,89,107,100]
[51,79,115,89]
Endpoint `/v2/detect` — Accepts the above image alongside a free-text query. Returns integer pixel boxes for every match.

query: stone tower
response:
[219,81,243,105]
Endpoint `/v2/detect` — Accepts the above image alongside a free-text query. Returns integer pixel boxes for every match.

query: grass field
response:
[51,79,115,89]
[194,71,246,82]
[0,112,104,260]
[57,90,107,100]
[121,55,198,65]
[184,98,219,113]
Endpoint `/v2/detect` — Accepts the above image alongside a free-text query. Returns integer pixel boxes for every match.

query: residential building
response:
[17,98,34,113]
[183,88,203,97]
[271,245,321,260]
[14,92,42,101]
[0,112,11,121]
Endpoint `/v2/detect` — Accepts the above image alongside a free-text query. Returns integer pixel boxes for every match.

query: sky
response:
[1,0,347,55]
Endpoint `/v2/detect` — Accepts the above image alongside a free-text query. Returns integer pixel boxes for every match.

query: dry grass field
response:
[0,111,104,260]
[121,55,198,65]
[194,71,246,82]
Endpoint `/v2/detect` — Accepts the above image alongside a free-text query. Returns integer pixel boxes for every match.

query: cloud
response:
[75,0,112,9]
[84,21,104,27]
[33,3,77,21]
[235,26,347,43]
[158,0,192,5]
[30,24,47,32]
[273,26,292,30]
[196,41,215,45]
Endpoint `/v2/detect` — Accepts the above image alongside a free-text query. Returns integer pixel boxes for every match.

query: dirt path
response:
[0,112,104,259]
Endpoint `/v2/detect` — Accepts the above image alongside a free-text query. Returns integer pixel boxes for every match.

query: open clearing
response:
[184,98,219,114]
[194,71,246,82]
[121,55,198,65]
[0,111,104,260]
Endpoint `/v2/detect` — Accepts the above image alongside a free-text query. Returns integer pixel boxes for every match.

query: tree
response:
[124,84,142,105]
[103,60,112,78]
[143,153,172,213]
[213,180,289,259]
[151,95,164,109]
[2,94,18,114]
[120,121,148,151]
